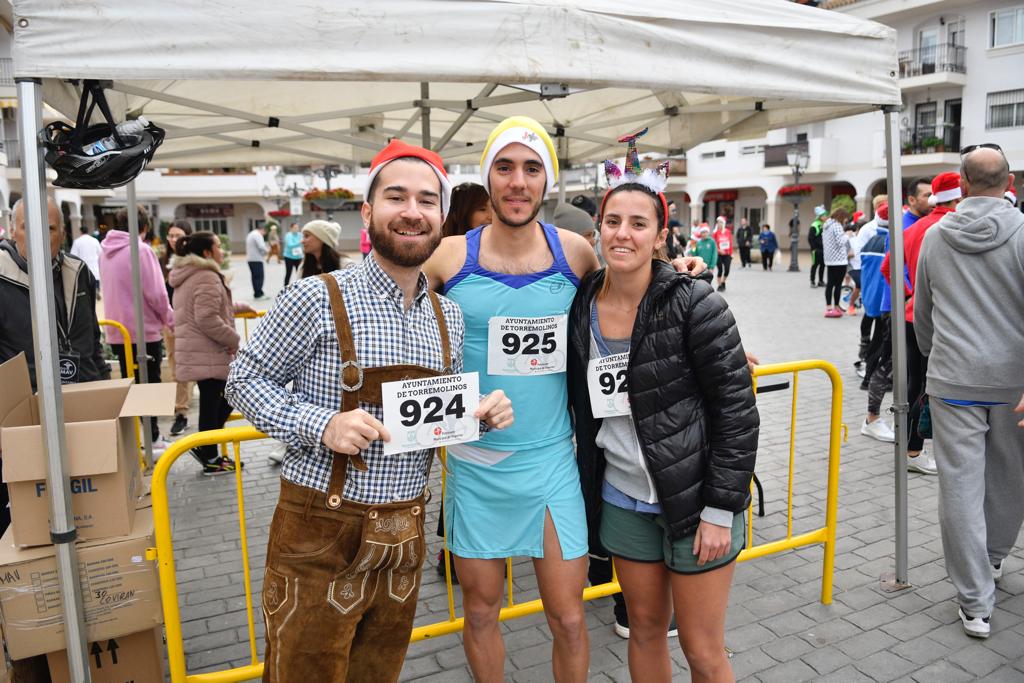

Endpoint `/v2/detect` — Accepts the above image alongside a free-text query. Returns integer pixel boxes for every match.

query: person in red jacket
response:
[880,171,961,475]
[712,216,734,292]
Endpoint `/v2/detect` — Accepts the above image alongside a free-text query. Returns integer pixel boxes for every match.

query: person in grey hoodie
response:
[914,146,1024,640]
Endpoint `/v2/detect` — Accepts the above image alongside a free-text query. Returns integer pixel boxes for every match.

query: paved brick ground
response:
[155,253,1024,681]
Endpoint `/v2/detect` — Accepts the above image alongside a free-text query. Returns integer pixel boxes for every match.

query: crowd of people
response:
[0,117,1021,682]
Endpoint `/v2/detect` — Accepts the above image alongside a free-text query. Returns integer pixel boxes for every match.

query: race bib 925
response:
[486,315,567,376]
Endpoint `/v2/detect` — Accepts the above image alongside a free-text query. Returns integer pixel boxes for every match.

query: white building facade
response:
[674,0,1024,241]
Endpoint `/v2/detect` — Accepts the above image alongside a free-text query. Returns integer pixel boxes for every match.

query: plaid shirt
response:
[226,255,464,503]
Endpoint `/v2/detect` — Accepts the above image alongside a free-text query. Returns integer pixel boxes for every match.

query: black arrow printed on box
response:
[107,638,119,664]
[90,642,103,668]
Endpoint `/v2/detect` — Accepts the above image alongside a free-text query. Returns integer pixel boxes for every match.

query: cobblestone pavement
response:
[156,253,1024,682]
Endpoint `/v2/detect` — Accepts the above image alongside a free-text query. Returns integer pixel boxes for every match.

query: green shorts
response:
[598,502,745,574]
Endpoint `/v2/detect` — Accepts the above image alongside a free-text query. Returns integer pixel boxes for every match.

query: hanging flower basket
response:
[304,187,354,211]
[267,209,291,218]
[778,184,814,197]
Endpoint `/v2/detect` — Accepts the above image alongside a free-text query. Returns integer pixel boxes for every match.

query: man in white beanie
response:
[423,116,708,682]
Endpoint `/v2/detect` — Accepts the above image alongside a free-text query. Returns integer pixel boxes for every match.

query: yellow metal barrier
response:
[151,359,843,682]
[98,319,146,472]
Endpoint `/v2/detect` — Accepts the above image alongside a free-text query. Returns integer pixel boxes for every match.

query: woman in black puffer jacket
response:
[567,181,758,683]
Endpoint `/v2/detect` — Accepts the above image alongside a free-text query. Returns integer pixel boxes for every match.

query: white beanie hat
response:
[302,220,341,250]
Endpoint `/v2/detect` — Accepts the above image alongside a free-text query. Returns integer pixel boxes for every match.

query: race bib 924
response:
[486,315,567,376]
[381,372,480,455]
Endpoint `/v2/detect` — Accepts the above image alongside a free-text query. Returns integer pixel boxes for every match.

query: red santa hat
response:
[928,171,962,206]
[875,203,889,227]
[365,139,453,216]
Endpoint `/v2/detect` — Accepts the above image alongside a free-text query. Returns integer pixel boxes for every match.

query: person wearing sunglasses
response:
[914,144,1024,640]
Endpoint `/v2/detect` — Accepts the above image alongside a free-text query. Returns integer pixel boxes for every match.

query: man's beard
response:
[491,194,544,228]
[367,214,442,268]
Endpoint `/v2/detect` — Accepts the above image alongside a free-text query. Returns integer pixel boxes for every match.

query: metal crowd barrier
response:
[151,359,843,682]
[98,319,147,472]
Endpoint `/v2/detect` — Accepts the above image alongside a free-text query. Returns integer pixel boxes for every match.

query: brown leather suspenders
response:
[317,273,452,509]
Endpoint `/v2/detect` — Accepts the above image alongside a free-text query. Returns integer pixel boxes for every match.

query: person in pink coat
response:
[168,231,254,474]
[99,206,174,451]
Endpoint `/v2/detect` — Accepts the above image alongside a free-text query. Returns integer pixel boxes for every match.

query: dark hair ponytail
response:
[174,230,219,258]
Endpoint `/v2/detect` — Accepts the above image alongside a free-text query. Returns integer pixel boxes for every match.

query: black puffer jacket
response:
[568,260,758,546]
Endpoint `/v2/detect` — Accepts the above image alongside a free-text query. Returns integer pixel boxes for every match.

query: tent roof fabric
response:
[12,0,900,167]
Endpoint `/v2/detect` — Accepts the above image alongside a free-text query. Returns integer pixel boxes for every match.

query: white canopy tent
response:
[11,2,910,680]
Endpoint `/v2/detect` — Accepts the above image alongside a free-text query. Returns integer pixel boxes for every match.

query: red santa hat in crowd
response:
[365,139,453,217]
[1006,179,1018,206]
[927,171,962,206]
[875,203,889,227]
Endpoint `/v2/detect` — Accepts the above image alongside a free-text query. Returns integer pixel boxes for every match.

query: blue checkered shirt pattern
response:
[225,255,464,504]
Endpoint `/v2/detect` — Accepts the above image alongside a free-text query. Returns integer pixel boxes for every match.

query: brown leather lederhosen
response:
[318,273,452,509]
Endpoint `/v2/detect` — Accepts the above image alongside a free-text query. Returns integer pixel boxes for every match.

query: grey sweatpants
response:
[932,399,1024,617]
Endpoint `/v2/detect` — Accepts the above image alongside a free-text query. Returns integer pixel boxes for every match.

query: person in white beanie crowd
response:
[300,219,353,278]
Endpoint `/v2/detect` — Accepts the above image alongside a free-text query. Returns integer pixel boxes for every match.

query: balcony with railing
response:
[897,43,967,91]
[899,124,961,166]
[762,138,839,175]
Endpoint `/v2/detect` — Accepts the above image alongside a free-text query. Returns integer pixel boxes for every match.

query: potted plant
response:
[304,187,355,211]
[778,184,814,197]
[921,136,943,153]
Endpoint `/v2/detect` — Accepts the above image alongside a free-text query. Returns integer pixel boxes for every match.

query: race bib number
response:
[718,239,730,251]
[381,372,480,455]
[586,353,631,418]
[487,315,567,376]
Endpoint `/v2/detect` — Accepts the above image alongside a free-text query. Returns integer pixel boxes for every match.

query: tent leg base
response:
[879,572,912,593]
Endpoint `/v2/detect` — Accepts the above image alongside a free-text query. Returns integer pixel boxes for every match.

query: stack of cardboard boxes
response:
[0,353,173,682]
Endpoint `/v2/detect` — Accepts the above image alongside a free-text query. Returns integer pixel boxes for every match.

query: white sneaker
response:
[992,561,1003,582]
[958,607,991,638]
[151,438,170,454]
[861,418,895,443]
[907,451,938,475]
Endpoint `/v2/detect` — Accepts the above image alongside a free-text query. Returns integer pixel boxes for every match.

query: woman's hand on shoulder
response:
[672,255,707,276]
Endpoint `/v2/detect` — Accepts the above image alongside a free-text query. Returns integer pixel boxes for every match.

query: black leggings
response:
[716,254,732,279]
[112,341,163,441]
[824,265,847,306]
[761,250,774,270]
[811,249,825,284]
[195,378,234,463]
[906,322,928,452]
[283,258,302,287]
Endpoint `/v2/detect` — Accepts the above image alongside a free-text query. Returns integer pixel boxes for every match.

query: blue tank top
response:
[445,223,579,451]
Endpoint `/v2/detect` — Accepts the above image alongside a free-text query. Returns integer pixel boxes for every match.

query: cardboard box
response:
[46,627,164,683]
[0,506,162,660]
[0,353,173,547]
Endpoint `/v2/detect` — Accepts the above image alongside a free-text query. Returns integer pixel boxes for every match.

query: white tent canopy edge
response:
[9,2,908,682]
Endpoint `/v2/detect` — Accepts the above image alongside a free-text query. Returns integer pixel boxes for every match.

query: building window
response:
[194,218,229,235]
[987,89,1024,129]
[990,7,1024,48]
[740,145,766,156]
[700,150,726,160]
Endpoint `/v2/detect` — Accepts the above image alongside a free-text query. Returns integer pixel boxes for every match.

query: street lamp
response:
[786,147,809,272]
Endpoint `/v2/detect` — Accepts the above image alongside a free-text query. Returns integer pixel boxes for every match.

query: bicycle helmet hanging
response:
[42,80,164,189]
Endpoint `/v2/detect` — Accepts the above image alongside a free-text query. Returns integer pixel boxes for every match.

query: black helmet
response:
[42,80,164,190]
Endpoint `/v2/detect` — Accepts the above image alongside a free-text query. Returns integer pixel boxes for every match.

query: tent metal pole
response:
[420,83,431,150]
[126,181,154,469]
[434,83,497,152]
[15,77,92,683]
[881,105,910,591]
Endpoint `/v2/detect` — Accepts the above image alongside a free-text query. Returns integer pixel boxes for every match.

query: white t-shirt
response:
[70,233,102,281]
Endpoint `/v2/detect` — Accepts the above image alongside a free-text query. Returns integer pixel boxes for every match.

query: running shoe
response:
[152,437,170,455]
[861,418,895,443]
[202,456,243,476]
[907,451,937,475]
[169,413,188,436]
[992,561,1003,582]
[613,613,678,639]
[958,607,991,639]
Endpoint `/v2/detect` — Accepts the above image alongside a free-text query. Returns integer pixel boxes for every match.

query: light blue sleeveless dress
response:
[443,224,588,560]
